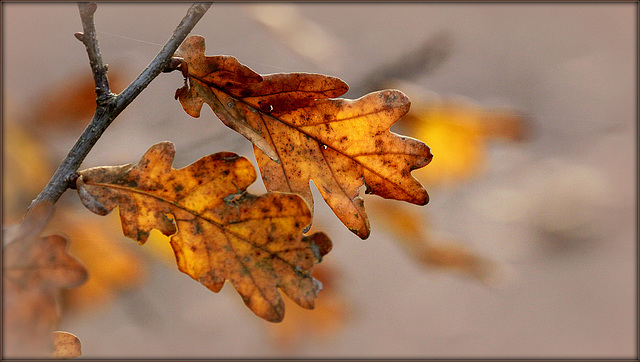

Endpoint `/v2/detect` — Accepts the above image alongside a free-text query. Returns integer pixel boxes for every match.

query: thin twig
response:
[30,2,212,209]
[77,2,113,105]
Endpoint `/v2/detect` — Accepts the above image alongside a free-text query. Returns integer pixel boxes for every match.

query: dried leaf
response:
[3,202,88,358]
[175,35,432,239]
[52,331,82,359]
[76,142,331,322]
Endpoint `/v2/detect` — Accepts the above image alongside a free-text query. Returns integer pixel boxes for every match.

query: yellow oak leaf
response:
[174,35,432,239]
[75,142,331,322]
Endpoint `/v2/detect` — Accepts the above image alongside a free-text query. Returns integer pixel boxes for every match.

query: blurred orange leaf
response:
[75,142,332,322]
[28,70,125,128]
[5,89,146,314]
[401,99,526,187]
[174,35,433,239]
[3,202,87,358]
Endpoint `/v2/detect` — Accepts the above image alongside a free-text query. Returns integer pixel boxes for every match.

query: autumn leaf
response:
[174,35,432,239]
[52,331,83,359]
[3,202,88,358]
[3,121,55,223]
[76,142,332,322]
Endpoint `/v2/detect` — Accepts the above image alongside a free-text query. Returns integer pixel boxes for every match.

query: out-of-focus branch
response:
[357,31,453,93]
[30,2,212,209]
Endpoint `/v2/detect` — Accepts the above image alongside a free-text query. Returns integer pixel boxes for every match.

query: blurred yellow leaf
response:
[401,99,526,187]
[3,123,54,223]
[5,79,146,314]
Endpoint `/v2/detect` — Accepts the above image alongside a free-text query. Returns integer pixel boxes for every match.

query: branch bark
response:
[30,2,211,209]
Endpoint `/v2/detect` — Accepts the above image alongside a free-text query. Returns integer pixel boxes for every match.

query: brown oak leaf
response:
[76,142,332,322]
[174,35,432,239]
[3,202,88,358]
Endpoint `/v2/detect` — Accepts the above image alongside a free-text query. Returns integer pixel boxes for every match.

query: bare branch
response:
[30,2,212,209]
[77,2,113,106]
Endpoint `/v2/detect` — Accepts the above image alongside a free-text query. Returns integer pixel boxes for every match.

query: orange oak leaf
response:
[75,142,332,322]
[174,35,432,239]
[3,202,87,359]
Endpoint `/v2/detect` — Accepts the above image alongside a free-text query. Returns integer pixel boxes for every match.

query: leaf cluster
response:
[5,12,434,358]
[69,34,433,322]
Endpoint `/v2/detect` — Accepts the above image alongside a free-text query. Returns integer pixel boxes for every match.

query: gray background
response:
[3,3,637,358]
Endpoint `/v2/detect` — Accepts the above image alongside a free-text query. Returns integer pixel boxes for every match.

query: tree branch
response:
[30,2,212,209]
[77,2,113,106]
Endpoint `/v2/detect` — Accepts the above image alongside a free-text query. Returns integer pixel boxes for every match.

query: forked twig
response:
[31,2,212,208]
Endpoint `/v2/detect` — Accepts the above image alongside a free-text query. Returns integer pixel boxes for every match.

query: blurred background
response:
[2,3,636,359]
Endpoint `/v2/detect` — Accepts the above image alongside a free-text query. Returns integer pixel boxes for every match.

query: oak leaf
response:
[174,35,432,239]
[76,142,331,322]
[3,202,88,358]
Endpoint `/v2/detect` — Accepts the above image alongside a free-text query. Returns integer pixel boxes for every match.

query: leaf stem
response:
[30,2,212,209]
